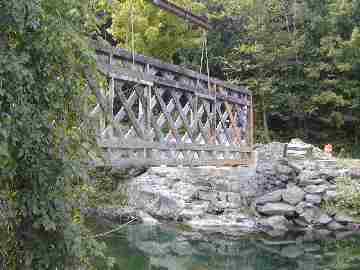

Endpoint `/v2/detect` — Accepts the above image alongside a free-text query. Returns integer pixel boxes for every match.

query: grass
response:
[336,158,360,168]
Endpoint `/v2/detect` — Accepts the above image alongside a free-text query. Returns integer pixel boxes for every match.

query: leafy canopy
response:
[109,0,206,61]
[0,0,111,269]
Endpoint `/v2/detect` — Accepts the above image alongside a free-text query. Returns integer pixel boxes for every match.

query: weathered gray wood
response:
[154,87,181,142]
[89,44,254,168]
[101,140,251,152]
[91,158,250,168]
[133,86,164,143]
[93,42,250,94]
[84,65,110,115]
[171,91,195,142]
[146,0,212,30]
[116,84,145,139]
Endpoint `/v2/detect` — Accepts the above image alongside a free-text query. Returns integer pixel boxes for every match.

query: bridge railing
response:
[89,41,254,167]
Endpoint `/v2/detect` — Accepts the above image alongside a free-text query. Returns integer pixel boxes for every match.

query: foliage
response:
[108,0,206,61]
[335,176,360,217]
[87,168,129,208]
[0,0,112,269]
[176,0,360,152]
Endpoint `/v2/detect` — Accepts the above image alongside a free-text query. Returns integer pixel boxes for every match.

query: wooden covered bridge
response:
[86,0,255,167]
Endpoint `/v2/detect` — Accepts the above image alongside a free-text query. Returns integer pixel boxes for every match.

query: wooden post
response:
[250,94,255,166]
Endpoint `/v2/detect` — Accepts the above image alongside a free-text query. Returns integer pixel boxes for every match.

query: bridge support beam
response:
[146,0,212,30]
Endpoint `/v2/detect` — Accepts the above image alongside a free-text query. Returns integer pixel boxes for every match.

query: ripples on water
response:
[92,222,360,270]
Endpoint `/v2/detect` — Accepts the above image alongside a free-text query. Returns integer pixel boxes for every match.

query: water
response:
[92,221,360,270]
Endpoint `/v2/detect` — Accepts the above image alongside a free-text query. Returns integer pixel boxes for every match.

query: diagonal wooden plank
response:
[171,91,196,142]
[154,87,181,142]
[134,86,164,142]
[114,90,137,122]
[216,103,233,144]
[117,85,145,139]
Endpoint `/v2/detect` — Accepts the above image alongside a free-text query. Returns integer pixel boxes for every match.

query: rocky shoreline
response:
[90,139,360,238]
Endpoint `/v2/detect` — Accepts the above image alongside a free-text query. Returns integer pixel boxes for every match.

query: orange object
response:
[324,144,333,154]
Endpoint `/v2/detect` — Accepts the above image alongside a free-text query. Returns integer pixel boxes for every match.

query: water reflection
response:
[95,223,360,270]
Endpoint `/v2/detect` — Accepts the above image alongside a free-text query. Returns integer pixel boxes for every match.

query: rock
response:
[282,185,305,205]
[257,203,296,216]
[299,207,331,225]
[305,194,322,204]
[295,201,315,215]
[138,211,159,225]
[323,190,337,202]
[259,215,290,232]
[148,194,183,220]
[304,185,328,194]
[293,218,309,227]
[334,213,354,224]
[186,214,258,234]
[299,178,327,186]
[298,171,319,183]
[317,213,332,225]
[280,245,305,258]
[327,221,345,231]
[350,168,360,179]
[256,190,283,204]
[275,163,294,176]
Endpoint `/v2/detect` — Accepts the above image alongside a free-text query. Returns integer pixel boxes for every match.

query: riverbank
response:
[88,139,360,238]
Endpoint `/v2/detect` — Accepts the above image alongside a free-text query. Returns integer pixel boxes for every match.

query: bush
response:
[335,176,360,217]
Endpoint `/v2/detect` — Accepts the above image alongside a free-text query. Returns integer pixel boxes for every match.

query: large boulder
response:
[255,190,283,205]
[298,207,332,225]
[148,194,184,220]
[282,185,305,205]
[259,215,290,236]
[304,185,328,194]
[323,190,337,202]
[257,203,296,216]
[305,194,322,205]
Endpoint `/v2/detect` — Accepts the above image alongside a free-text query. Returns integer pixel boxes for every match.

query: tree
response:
[204,0,360,154]
[109,0,206,61]
[0,0,110,268]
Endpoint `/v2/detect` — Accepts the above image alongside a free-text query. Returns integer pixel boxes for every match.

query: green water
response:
[94,222,360,270]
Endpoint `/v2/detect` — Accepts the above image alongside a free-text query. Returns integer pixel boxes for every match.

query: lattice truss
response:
[87,45,253,166]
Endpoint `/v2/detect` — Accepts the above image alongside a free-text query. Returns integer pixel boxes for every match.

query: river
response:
[92,221,360,270]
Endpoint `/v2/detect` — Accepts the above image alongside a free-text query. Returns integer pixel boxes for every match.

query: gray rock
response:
[334,213,354,224]
[317,213,332,225]
[295,201,315,215]
[323,190,337,202]
[299,207,331,225]
[298,171,319,183]
[293,218,309,227]
[259,215,290,232]
[304,185,328,194]
[275,163,294,176]
[299,178,327,186]
[256,190,283,204]
[257,203,296,216]
[327,221,345,231]
[282,185,305,205]
[305,194,322,204]
[148,194,183,220]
